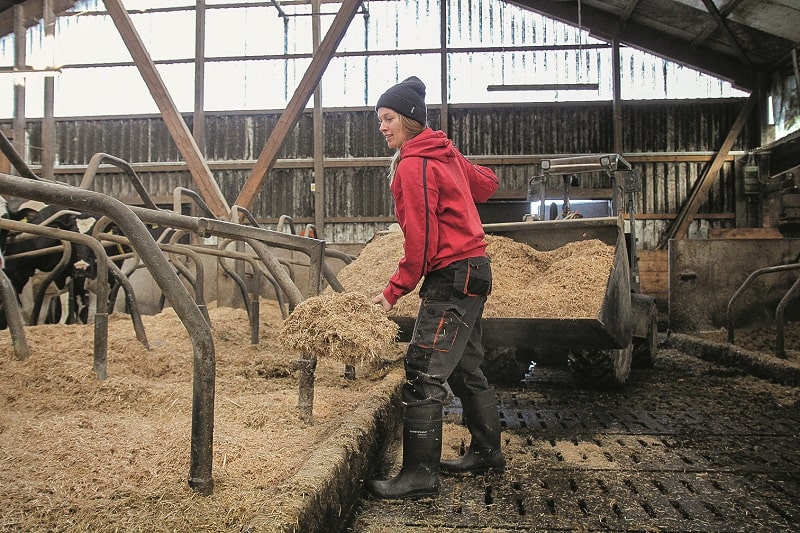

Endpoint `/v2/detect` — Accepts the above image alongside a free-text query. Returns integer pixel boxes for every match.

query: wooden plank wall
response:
[638,249,669,311]
[4,99,759,300]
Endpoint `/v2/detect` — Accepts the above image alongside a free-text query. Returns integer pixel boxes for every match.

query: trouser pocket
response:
[410,299,466,353]
[421,256,492,299]
[404,300,467,403]
[455,256,492,297]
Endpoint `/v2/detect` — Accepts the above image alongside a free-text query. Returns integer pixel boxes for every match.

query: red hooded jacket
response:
[382,128,499,305]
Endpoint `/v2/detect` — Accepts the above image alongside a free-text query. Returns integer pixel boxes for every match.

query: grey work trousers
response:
[402,255,492,407]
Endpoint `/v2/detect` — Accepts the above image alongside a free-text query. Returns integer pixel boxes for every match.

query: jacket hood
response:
[400,128,455,163]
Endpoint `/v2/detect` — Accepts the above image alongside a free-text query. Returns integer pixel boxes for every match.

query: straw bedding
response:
[0,230,614,530]
[0,302,405,531]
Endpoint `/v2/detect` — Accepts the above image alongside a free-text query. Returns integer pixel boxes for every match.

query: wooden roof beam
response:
[619,0,641,28]
[699,0,753,68]
[658,93,757,248]
[234,0,363,212]
[102,0,230,219]
[691,0,746,48]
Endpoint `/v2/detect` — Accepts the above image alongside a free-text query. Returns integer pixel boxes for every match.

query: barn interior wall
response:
[0,98,763,313]
[9,97,755,247]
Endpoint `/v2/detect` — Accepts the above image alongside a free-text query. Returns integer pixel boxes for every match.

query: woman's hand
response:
[372,292,393,312]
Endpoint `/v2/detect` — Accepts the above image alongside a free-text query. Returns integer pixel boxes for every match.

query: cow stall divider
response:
[171,191,285,338]
[121,209,328,423]
[98,229,211,324]
[164,193,322,422]
[82,155,329,422]
[0,173,333,491]
[229,207,358,415]
[80,153,161,211]
[0,174,218,495]
[727,261,800,358]
[97,227,293,344]
[0,268,30,359]
[216,239,282,340]
[90,216,150,348]
[272,213,351,293]
[89,162,332,422]
[0,147,332,494]
[0,217,112,378]
[155,230,211,324]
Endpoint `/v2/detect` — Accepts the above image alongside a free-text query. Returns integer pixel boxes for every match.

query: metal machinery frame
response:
[529,153,644,292]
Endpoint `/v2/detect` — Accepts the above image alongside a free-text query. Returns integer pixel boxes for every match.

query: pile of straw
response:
[485,236,615,318]
[335,230,615,319]
[279,291,399,366]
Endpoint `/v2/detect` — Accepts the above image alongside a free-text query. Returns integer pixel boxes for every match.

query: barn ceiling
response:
[509,0,800,92]
[0,0,79,40]
[0,0,797,94]
[0,0,24,13]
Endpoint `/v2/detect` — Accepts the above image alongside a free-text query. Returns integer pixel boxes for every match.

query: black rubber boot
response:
[365,402,442,500]
[440,388,505,475]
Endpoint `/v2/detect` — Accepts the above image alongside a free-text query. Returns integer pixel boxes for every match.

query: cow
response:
[0,197,131,327]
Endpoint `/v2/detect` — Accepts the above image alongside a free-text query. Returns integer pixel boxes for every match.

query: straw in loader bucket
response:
[510,153,657,387]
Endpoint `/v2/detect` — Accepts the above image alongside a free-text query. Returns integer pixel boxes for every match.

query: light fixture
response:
[487,83,599,91]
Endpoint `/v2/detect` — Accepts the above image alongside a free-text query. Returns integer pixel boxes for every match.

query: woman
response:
[365,76,505,500]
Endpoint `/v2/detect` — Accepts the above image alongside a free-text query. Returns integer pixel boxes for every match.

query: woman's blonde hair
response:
[388,115,426,181]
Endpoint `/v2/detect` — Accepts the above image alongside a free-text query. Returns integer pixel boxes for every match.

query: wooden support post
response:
[12,5,26,172]
[612,35,623,155]
[312,0,325,238]
[193,0,207,158]
[41,0,55,180]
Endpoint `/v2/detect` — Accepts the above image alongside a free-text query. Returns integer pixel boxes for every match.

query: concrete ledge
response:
[247,368,403,533]
[665,333,800,387]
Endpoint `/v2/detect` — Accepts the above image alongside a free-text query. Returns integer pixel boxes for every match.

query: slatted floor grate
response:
[349,349,800,532]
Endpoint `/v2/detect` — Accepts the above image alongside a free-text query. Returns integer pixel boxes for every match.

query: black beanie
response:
[376,76,427,125]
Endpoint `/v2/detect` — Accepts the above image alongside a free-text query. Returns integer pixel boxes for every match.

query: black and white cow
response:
[0,198,130,327]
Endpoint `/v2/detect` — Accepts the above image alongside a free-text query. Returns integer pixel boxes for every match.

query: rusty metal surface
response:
[350,346,800,531]
[669,238,800,333]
